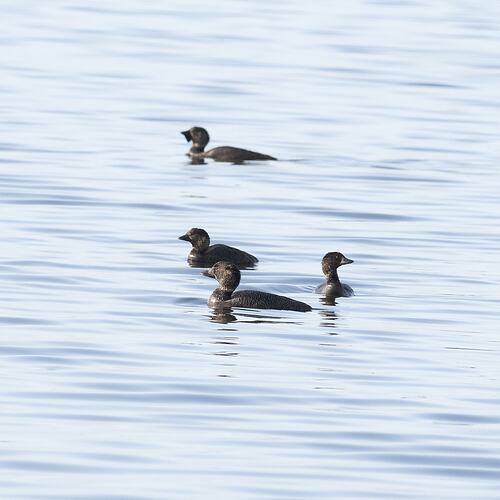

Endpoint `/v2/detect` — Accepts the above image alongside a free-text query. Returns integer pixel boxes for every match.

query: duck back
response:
[206,146,277,163]
[230,290,311,312]
[191,244,258,267]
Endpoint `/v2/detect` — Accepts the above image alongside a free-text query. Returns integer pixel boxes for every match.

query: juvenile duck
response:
[181,126,277,163]
[205,261,312,312]
[179,228,258,268]
[316,252,354,298]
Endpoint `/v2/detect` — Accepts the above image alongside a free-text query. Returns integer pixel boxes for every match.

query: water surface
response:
[1,1,500,498]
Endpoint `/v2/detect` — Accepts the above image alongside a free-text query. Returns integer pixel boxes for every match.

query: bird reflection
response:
[207,306,307,325]
[189,157,206,165]
[319,308,338,329]
[320,295,338,306]
[209,309,238,324]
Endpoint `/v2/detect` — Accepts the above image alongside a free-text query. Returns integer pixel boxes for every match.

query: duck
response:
[181,126,277,163]
[178,228,258,268]
[316,252,354,298]
[204,261,311,312]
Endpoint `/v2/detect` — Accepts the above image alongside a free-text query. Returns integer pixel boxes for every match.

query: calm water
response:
[1,1,500,498]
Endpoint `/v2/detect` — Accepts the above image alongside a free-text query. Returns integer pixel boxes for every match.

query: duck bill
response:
[181,130,192,142]
[178,234,190,241]
[340,256,354,266]
[202,269,216,278]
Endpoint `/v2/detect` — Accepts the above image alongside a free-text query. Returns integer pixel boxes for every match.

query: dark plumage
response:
[316,252,354,298]
[181,126,277,163]
[178,228,258,268]
[204,261,312,312]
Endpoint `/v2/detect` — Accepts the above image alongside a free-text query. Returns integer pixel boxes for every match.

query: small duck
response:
[178,228,258,268]
[316,252,354,298]
[204,261,312,312]
[181,126,277,163]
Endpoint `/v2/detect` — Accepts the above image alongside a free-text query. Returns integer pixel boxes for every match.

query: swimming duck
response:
[316,252,354,298]
[181,126,277,163]
[205,261,311,312]
[179,228,258,268]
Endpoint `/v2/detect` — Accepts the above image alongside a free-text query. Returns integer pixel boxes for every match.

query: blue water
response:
[1,1,500,498]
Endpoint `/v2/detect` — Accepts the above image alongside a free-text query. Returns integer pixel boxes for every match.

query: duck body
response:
[205,261,311,312]
[209,289,312,312]
[179,228,258,268]
[204,146,276,163]
[188,243,258,267]
[181,127,276,163]
[316,281,354,297]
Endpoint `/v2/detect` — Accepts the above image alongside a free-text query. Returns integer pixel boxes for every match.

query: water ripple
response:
[1,1,499,499]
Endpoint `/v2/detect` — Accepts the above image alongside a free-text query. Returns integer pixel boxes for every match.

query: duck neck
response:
[212,287,233,302]
[190,143,205,154]
[326,269,341,286]
[191,237,210,255]
[191,244,208,255]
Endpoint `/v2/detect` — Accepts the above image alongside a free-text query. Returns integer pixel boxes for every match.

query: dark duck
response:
[181,126,277,163]
[178,228,258,268]
[204,261,311,312]
[316,252,354,298]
